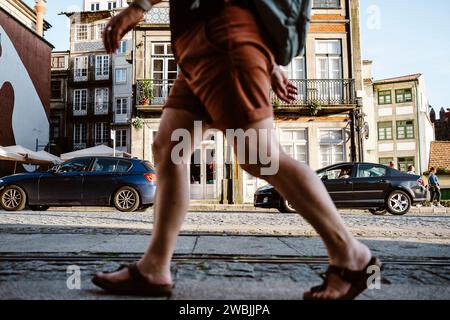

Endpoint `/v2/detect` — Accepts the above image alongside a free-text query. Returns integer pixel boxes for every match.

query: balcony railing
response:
[70,103,111,116]
[136,79,356,109]
[69,68,112,83]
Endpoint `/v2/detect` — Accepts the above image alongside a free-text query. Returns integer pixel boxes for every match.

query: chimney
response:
[34,0,47,37]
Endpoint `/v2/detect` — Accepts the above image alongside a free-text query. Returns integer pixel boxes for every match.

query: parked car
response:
[0,157,156,212]
[254,162,428,216]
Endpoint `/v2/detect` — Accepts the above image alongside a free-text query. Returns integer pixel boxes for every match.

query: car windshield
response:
[58,158,91,173]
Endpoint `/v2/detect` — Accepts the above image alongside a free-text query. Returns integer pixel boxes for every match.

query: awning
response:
[0,146,26,162]
[2,145,59,165]
[60,145,131,161]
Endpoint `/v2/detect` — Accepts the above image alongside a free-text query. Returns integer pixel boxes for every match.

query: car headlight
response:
[0,179,4,184]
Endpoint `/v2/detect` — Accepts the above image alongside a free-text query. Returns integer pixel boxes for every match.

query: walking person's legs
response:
[232,117,372,300]
[94,108,209,286]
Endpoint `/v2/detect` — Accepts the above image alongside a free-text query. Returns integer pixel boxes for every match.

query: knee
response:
[152,138,173,164]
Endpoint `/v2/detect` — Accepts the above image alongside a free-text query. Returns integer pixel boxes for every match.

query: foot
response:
[305,241,372,300]
[94,260,172,287]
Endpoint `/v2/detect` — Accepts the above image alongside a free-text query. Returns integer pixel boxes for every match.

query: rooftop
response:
[374,74,422,85]
[429,141,450,170]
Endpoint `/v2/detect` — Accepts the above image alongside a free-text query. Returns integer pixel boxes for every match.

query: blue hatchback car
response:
[0,156,156,212]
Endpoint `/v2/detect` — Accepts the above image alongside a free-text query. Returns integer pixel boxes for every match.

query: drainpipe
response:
[34,0,47,37]
[350,109,357,162]
[414,81,423,174]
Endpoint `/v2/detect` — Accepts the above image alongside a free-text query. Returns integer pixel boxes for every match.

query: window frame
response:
[115,68,127,84]
[313,0,341,9]
[378,121,393,141]
[395,88,413,104]
[76,25,88,41]
[378,90,392,105]
[396,120,415,140]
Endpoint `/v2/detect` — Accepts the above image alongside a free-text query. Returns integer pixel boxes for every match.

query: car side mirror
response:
[321,175,329,181]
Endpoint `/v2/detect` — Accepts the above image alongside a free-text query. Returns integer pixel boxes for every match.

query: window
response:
[396,120,414,139]
[96,23,106,40]
[115,68,127,83]
[378,90,392,105]
[73,124,87,149]
[108,1,117,10]
[116,98,128,114]
[51,80,62,99]
[280,129,308,164]
[313,0,341,9]
[315,40,343,102]
[90,2,100,11]
[92,158,119,173]
[52,56,65,69]
[115,129,128,148]
[117,160,133,173]
[76,25,88,41]
[398,157,415,172]
[357,164,387,178]
[117,40,127,54]
[318,164,353,181]
[74,56,88,79]
[95,123,110,145]
[396,89,413,103]
[59,158,91,173]
[50,117,60,140]
[95,88,109,115]
[151,43,177,103]
[378,122,393,141]
[95,55,110,79]
[73,89,88,115]
[319,130,345,167]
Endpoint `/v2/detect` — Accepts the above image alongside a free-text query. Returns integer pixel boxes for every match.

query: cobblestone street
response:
[0,209,449,242]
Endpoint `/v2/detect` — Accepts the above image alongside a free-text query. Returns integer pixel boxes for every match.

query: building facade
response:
[430,108,450,141]
[50,51,70,156]
[64,0,133,153]
[0,0,52,176]
[130,0,363,203]
[362,66,435,174]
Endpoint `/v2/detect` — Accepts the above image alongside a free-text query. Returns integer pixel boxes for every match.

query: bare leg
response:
[95,109,207,285]
[234,117,371,299]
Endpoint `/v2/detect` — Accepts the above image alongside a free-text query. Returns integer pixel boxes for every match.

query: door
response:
[151,43,177,104]
[315,40,343,103]
[190,139,217,200]
[38,158,92,204]
[317,164,355,206]
[352,164,390,206]
[82,158,120,205]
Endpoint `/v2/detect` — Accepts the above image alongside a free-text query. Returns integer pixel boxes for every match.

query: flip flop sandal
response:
[92,263,173,297]
[303,257,383,300]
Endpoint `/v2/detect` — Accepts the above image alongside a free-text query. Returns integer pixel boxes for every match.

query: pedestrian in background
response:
[389,161,396,169]
[428,167,443,208]
[407,165,416,175]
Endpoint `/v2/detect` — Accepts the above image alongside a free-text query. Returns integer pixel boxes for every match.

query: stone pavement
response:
[1,230,450,300]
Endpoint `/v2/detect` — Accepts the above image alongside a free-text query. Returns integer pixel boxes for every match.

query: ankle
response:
[329,240,371,270]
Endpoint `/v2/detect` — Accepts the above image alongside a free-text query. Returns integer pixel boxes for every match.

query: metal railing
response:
[70,103,111,116]
[69,68,112,83]
[136,79,356,108]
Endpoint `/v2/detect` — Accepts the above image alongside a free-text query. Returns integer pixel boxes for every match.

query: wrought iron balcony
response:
[136,79,356,111]
[69,68,112,83]
[70,102,111,117]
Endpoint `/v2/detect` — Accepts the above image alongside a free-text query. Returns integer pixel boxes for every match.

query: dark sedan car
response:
[0,156,156,212]
[254,162,428,216]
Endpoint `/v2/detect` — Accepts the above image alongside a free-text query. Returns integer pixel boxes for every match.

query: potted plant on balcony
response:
[139,80,153,106]
[132,117,144,130]
[309,100,322,116]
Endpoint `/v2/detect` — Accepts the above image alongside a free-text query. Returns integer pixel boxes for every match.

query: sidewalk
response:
[47,203,450,214]
[1,232,449,300]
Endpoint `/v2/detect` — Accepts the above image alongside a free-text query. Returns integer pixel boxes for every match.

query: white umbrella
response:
[60,145,130,161]
[0,146,26,162]
[36,151,63,164]
[3,145,55,166]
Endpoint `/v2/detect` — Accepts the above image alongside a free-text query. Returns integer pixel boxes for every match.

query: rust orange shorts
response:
[164,5,275,131]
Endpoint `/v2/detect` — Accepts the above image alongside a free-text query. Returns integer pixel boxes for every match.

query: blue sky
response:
[26,0,450,110]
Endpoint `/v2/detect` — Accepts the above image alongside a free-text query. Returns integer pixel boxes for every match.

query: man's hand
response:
[103,5,145,53]
[271,66,298,103]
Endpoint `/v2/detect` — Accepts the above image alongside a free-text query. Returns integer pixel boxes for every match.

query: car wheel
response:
[386,190,411,216]
[113,186,140,212]
[29,205,50,211]
[279,198,297,214]
[1,185,27,211]
[368,208,387,216]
